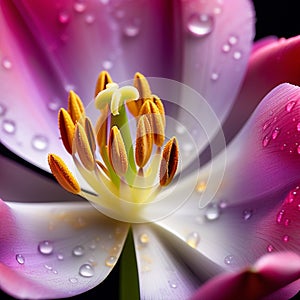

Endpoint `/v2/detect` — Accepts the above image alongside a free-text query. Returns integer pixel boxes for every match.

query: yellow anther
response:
[134,72,151,98]
[95,105,109,153]
[58,108,75,154]
[68,90,85,124]
[94,70,113,97]
[109,126,128,177]
[135,115,153,168]
[84,117,96,153]
[96,160,110,177]
[159,137,179,186]
[74,123,95,171]
[139,100,165,147]
[152,95,165,125]
[48,153,80,194]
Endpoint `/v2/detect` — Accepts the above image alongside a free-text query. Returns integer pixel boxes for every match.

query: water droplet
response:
[219,199,227,209]
[69,277,78,283]
[38,241,54,255]
[102,60,113,70]
[2,58,12,70]
[284,218,290,226]
[205,204,220,221]
[2,119,16,134]
[298,145,300,155]
[89,241,97,250]
[44,264,53,270]
[58,11,70,24]
[123,22,140,37]
[228,35,238,45]
[182,143,193,154]
[243,209,253,221]
[79,263,94,277]
[31,135,49,151]
[72,245,85,257]
[224,254,235,265]
[139,233,150,245]
[267,244,274,252]
[276,209,285,224]
[211,72,219,81]
[168,281,177,289]
[175,124,186,134]
[222,44,231,53]
[16,254,25,265]
[0,103,7,116]
[57,253,64,261]
[99,0,109,4]
[233,51,242,60]
[272,127,280,140]
[196,181,207,193]
[283,235,289,242]
[48,99,60,111]
[262,135,270,147]
[186,232,200,248]
[73,0,87,13]
[105,255,117,267]
[65,84,75,92]
[286,101,296,112]
[187,13,214,37]
[297,123,300,132]
[263,119,273,131]
[85,14,95,24]
[213,7,222,14]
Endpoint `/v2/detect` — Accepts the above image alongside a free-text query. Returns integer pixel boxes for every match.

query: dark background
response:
[1,0,300,299]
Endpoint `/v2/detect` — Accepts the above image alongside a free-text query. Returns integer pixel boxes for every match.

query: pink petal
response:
[222,83,300,203]
[224,35,300,141]
[191,252,300,300]
[0,199,128,299]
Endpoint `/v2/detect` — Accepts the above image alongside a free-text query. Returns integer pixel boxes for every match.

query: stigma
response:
[48,71,179,218]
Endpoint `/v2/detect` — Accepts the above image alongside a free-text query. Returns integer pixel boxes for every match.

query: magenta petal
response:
[222,83,300,203]
[191,252,300,300]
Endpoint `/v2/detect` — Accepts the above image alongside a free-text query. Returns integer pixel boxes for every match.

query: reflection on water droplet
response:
[72,245,85,257]
[175,124,186,134]
[297,123,300,132]
[2,119,16,134]
[205,204,220,221]
[105,255,117,267]
[57,253,64,261]
[48,99,60,111]
[224,254,234,265]
[0,103,7,116]
[168,281,177,289]
[222,44,231,53]
[298,145,300,154]
[32,135,49,151]
[58,11,70,24]
[187,13,214,37]
[276,209,285,224]
[79,263,94,277]
[2,58,12,70]
[228,36,238,45]
[123,22,140,37]
[102,60,113,70]
[44,264,53,270]
[233,51,242,60]
[211,72,219,81]
[283,235,289,243]
[38,241,54,255]
[139,233,149,245]
[267,244,274,252]
[263,119,273,131]
[186,232,200,249]
[243,209,253,221]
[262,135,270,147]
[286,101,296,112]
[73,1,87,13]
[272,127,280,140]
[85,14,95,24]
[69,277,78,283]
[16,254,25,265]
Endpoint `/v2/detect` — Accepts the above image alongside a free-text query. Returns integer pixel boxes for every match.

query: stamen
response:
[74,122,95,171]
[95,105,109,151]
[139,100,165,147]
[108,126,128,177]
[94,70,113,97]
[135,115,153,168]
[159,137,179,186]
[84,117,96,153]
[152,95,165,125]
[58,108,75,154]
[68,90,85,124]
[48,153,80,194]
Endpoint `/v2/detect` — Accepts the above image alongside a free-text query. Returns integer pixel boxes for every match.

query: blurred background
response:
[1,0,299,299]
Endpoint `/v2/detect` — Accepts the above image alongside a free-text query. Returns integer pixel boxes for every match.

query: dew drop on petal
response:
[123,21,140,37]
[72,245,85,257]
[2,119,16,134]
[186,13,214,37]
[85,14,95,24]
[31,135,49,151]
[139,233,149,245]
[211,72,219,81]
[44,264,53,271]
[298,145,300,155]
[272,127,280,140]
[276,209,285,224]
[283,235,289,243]
[228,35,238,45]
[267,244,274,252]
[205,204,220,221]
[222,44,231,53]
[105,255,117,267]
[297,123,300,132]
[186,232,200,249]
[79,264,94,277]
[58,11,70,24]
[263,119,273,131]
[262,135,270,147]
[224,254,235,265]
[102,60,113,70]
[57,253,64,261]
[2,57,12,70]
[48,99,60,112]
[0,103,7,116]
[168,281,177,289]
[233,51,242,60]
[286,101,296,112]
[69,277,78,283]
[16,254,25,265]
[284,218,290,226]
[38,241,54,255]
[243,209,253,221]
[73,0,87,13]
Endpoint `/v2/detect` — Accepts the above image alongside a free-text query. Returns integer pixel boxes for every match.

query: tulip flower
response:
[0,0,300,299]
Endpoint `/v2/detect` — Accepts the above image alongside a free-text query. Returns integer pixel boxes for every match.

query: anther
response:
[58,108,75,154]
[68,90,85,124]
[48,153,80,194]
[94,70,113,97]
[159,137,179,186]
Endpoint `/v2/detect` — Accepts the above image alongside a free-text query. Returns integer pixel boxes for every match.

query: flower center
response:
[48,71,179,222]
